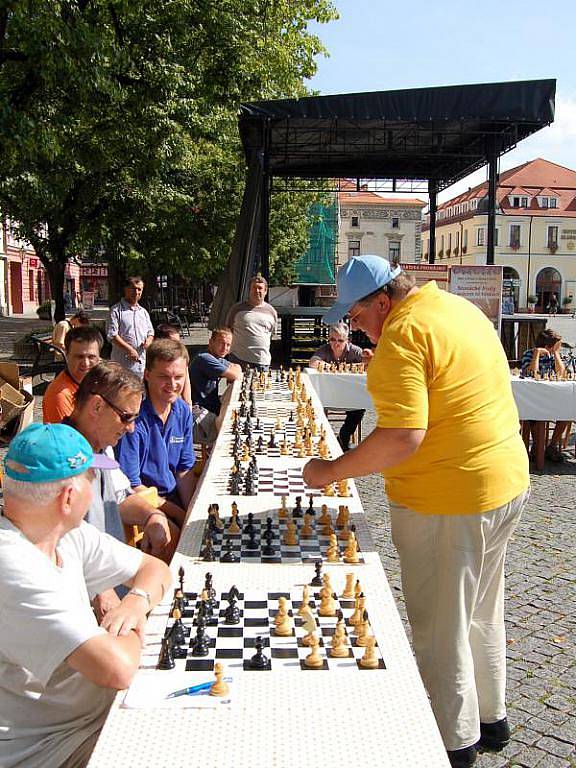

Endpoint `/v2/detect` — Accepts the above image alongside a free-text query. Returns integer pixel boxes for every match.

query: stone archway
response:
[536,267,561,312]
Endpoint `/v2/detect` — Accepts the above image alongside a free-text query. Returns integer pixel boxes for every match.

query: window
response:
[28,270,34,302]
[351,215,359,228]
[549,197,558,209]
[348,240,360,259]
[509,224,521,248]
[463,229,468,249]
[477,228,485,246]
[392,217,399,229]
[455,230,460,249]
[521,197,528,208]
[389,241,401,264]
[448,233,452,251]
[540,197,549,208]
[512,197,520,208]
[547,225,559,249]
[494,228,499,247]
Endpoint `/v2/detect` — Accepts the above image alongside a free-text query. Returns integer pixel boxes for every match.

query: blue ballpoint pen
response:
[165,678,232,699]
[165,682,212,699]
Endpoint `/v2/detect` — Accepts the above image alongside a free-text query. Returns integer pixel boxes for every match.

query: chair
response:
[324,408,363,447]
[123,487,160,549]
[29,336,66,381]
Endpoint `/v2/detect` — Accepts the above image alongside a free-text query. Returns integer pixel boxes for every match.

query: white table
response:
[307,368,576,422]
[88,374,449,768]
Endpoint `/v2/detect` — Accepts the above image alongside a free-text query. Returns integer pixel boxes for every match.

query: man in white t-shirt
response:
[225,275,277,370]
[0,423,171,768]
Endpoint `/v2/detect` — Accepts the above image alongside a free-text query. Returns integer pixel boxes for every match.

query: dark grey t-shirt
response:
[310,342,363,365]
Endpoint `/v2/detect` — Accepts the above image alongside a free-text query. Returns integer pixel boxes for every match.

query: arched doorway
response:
[536,268,561,312]
[503,267,520,313]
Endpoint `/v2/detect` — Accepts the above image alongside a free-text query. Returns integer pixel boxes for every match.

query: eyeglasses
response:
[329,337,346,343]
[348,288,385,326]
[95,392,139,424]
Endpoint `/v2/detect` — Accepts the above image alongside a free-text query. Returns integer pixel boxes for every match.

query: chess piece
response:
[326,533,340,563]
[311,559,323,586]
[354,579,362,600]
[350,594,366,627]
[224,586,241,624]
[178,566,185,594]
[318,590,337,617]
[298,585,310,616]
[157,635,175,670]
[283,519,298,546]
[301,513,314,539]
[304,633,324,668]
[339,520,351,541]
[355,610,370,647]
[330,624,349,658]
[335,505,348,528]
[274,597,292,636]
[323,483,335,497]
[191,617,210,656]
[278,495,288,518]
[343,531,360,564]
[319,573,333,599]
[222,540,238,563]
[209,503,223,530]
[337,479,351,497]
[250,636,270,669]
[228,507,241,535]
[300,607,317,646]
[201,533,215,562]
[292,496,303,518]
[342,573,355,599]
[169,607,186,647]
[318,504,331,525]
[359,635,379,669]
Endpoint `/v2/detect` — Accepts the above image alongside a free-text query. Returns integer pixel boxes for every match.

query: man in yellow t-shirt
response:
[304,255,529,768]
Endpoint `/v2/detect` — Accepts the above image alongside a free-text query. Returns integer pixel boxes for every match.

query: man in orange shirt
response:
[43,326,103,423]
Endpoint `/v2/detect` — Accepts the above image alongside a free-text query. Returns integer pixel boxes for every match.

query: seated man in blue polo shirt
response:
[189,327,242,443]
[116,339,196,527]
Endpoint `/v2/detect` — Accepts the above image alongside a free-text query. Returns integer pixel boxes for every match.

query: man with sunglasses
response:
[303,255,529,768]
[309,320,370,451]
[43,326,103,423]
[66,362,177,619]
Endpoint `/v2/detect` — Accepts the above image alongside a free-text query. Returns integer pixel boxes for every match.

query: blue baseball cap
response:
[4,423,118,484]
[324,255,401,324]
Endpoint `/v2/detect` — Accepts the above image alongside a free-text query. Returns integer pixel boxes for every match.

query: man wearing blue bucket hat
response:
[0,423,171,768]
[304,255,529,768]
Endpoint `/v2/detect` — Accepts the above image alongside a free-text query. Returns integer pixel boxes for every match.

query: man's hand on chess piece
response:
[361,349,374,366]
[303,458,336,488]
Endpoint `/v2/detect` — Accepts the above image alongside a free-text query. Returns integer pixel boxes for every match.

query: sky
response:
[307,0,576,203]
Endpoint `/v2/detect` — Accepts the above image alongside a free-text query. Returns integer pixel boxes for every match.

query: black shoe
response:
[447,745,477,768]
[477,717,510,752]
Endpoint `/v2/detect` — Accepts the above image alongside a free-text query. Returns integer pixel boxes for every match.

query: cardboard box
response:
[0,362,35,432]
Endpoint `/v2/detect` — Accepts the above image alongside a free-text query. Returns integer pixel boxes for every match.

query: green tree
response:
[0,0,336,319]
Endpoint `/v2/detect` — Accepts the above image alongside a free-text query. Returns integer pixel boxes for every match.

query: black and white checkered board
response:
[198,511,365,565]
[214,465,347,498]
[161,588,385,672]
[226,419,329,459]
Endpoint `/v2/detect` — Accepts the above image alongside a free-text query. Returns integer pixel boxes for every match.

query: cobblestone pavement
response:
[355,410,576,768]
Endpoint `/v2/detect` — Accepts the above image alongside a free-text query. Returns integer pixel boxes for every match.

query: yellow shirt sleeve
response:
[368,326,429,430]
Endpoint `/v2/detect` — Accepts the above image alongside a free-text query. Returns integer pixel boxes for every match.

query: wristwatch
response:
[128,587,151,608]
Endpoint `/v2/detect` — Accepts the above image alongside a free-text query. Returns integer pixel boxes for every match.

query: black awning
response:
[239,80,555,190]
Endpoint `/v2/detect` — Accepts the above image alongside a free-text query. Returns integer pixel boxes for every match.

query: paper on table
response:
[122,670,234,709]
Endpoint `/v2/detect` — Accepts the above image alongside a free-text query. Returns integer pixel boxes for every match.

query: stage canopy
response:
[239,80,556,192]
[210,79,555,327]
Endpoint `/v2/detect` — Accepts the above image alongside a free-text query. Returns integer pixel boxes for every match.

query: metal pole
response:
[486,138,498,265]
[428,181,437,264]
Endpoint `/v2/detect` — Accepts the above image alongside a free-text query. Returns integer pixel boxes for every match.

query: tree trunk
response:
[44,259,66,322]
[107,259,126,307]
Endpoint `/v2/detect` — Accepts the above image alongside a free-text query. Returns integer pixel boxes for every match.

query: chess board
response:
[157,586,385,673]
[226,418,331,459]
[197,508,368,565]
[213,464,349,498]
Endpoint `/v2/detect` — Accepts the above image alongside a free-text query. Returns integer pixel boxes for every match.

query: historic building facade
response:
[337,181,426,270]
[422,158,576,311]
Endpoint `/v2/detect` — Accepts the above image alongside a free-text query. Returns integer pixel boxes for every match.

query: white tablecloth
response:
[306,368,576,422]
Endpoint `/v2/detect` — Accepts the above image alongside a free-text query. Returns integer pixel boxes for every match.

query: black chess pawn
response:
[191,618,210,657]
[246,528,258,550]
[169,623,187,659]
[268,431,277,448]
[262,529,275,557]
[250,402,256,418]
[292,496,303,518]
[157,635,175,670]
[221,540,238,562]
[244,512,255,534]
[307,495,315,515]
[204,573,217,608]
[256,417,261,431]
[288,410,294,422]
[250,636,270,669]
[201,533,215,562]
[178,566,185,594]
[311,559,323,586]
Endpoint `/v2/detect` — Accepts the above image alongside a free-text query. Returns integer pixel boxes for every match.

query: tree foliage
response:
[0,0,336,317]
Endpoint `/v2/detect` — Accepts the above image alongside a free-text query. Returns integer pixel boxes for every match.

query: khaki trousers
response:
[389,489,528,751]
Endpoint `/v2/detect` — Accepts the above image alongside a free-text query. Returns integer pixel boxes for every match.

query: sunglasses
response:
[95,392,139,424]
